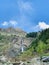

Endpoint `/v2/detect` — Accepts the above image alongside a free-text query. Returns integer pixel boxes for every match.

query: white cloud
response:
[35,22,49,30]
[9,20,18,26]
[2,20,18,27]
[2,21,8,26]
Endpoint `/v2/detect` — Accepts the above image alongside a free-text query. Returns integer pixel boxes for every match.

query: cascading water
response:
[20,39,27,53]
[21,46,24,52]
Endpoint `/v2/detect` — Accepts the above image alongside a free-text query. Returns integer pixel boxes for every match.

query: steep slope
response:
[0,27,33,59]
[18,29,49,61]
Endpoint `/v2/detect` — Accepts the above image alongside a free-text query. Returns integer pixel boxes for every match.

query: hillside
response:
[0,28,49,62]
[19,28,49,61]
[0,27,33,59]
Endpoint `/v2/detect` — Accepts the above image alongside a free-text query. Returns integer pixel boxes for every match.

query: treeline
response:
[26,32,37,38]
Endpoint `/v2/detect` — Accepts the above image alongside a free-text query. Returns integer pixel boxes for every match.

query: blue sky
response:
[0,0,49,32]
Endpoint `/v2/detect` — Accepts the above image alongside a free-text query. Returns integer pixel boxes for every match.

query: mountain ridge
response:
[0,27,27,37]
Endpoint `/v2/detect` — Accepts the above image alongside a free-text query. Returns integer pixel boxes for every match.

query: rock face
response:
[6,37,33,58]
[0,27,32,47]
[0,27,33,59]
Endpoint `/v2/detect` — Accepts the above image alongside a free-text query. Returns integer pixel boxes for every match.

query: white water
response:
[21,47,24,52]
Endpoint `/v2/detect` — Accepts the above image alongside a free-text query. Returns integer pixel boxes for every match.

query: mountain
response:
[0,27,49,61]
[0,27,33,59]
[0,27,27,37]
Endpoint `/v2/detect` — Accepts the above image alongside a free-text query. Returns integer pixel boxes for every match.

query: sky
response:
[0,0,49,32]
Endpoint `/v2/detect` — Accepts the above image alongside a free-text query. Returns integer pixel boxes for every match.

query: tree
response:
[46,39,49,51]
[26,32,37,38]
[36,40,46,55]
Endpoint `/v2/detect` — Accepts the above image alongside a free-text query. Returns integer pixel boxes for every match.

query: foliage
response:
[28,28,49,56]
[19,47,34,61]
[39,28,49,43]
[36,40,46,55]
[26,32,37,38]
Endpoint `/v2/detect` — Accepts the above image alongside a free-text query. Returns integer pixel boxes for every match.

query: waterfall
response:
[21,46,24,52]
[20,38,26,53]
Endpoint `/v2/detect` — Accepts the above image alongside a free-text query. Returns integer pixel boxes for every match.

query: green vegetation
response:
[18,47,34,61]
[24,28,49,58]
[31,29,49,53]
[0,28,49,61]
[26,32,37,38]
[36,41,46,55]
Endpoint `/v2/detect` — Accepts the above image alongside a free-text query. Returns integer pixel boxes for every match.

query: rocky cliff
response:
[0,27,33,59]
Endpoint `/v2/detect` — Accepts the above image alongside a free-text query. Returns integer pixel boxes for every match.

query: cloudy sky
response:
[0,0,49,32]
